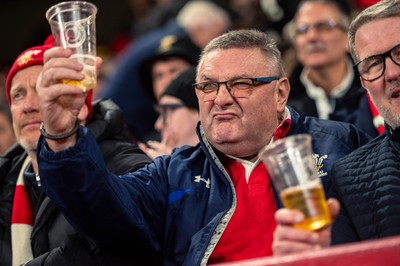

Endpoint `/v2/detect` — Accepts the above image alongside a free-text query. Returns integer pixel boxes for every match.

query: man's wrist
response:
[40,120,80,140]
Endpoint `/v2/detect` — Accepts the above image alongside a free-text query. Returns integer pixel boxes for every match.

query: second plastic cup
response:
[46,1,97,92]
[259,134,331,231]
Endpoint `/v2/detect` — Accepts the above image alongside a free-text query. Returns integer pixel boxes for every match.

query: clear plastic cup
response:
[46,1,97,92]
[259,134,331,231]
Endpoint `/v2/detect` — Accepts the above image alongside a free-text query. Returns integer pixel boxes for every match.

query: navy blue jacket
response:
[37,107,371,265]
[329,127,400,244]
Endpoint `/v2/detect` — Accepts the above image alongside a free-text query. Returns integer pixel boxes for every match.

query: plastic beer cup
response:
[46,1,97,92]
[259,134,331,231]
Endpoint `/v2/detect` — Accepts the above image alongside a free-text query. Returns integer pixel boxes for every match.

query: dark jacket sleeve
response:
[37,127,166,262]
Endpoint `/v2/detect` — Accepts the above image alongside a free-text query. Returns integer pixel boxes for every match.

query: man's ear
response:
[360,76,367,90]
[78,104,89,122]
[276,77,290,113]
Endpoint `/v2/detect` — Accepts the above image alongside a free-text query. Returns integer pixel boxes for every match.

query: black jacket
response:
[0,98,151,266]
[288,62,379,138]
[329,126,400,244]
[0,144,26,266]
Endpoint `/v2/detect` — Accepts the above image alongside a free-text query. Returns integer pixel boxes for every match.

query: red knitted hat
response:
[6,35,93,118]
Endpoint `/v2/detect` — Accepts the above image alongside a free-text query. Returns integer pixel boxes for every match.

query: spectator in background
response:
[139,35,200,104]
[99,0,231,143]
[134,34,200,143]
[273,0,400,255]
[287,0,383,137]
[0,103,16,155]
[139,66,199,159]
[0,39,150,266]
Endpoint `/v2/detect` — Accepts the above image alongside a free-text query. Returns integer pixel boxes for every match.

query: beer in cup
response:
[259,134,331,231]
[46,1,97,92]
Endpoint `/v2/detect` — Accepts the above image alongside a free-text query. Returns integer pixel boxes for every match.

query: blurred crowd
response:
[3,0,397,266]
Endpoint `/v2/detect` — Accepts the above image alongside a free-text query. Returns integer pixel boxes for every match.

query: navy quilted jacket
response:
[329,127,400,244]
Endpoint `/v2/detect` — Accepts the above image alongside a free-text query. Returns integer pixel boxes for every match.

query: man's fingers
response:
[274,224,319,243]
[273,225,321,256]
[41,68,84,88]
[275,208,305,226]
[327,198,340,220]
[43,47,73,63]
[95,57,103,76]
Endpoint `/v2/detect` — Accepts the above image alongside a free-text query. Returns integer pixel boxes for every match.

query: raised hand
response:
[36,47,102,150]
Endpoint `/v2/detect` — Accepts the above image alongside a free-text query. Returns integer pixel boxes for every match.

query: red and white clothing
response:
[209,113,291,263]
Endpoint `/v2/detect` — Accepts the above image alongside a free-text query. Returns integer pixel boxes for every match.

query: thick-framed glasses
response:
[192,77,279,101]
[354,44,400,81]
[295,20,347,36]
[155,103,186,125]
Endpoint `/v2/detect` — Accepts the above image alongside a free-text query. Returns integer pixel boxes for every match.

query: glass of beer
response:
[259,134,331,231]
[46,1,97,92]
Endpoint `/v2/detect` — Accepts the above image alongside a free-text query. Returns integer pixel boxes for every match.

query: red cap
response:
[6,35,93,118]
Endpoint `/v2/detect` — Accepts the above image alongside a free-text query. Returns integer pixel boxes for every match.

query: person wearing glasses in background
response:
[34,29,371,264]
[139,66,200,159]
[287,0,383,138]
[273,0,400,255]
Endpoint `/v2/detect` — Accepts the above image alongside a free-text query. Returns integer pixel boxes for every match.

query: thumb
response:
[327,198,340,220]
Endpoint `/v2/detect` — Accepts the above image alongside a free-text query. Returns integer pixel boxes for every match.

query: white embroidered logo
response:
[194,175,210,188]
[312,153,328,177]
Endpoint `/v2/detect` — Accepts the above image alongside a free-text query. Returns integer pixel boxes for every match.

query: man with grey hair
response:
[287,0,383,137]
[34,29,369,264]
[274,0,400,254]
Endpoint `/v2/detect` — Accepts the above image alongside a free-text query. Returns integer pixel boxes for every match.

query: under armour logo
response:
[194,175,210,188]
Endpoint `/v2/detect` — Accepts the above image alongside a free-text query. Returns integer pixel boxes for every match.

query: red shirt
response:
[209,119,291,263]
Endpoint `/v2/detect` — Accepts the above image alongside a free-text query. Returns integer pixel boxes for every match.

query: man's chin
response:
[18,137,40,152]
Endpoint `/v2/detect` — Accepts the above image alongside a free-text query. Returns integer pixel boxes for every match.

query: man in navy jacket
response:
[35,29,370,264]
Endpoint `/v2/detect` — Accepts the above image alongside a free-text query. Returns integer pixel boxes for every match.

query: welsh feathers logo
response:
[17,50,42,66]
[312,153,328,177]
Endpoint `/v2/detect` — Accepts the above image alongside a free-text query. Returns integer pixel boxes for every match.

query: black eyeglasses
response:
[192,77,279,101]
[354,44,400,81]
[155,103,186,125]
[295,20,347,36]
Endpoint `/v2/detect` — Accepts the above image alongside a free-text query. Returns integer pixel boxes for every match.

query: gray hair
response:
[197,29,286,78]
[348,0,400,62]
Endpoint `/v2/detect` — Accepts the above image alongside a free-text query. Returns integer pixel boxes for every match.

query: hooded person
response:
[161,66,199,111]
[0,36,151,266]
[139,66,199,159]
[140,34,201,102]
[133,34,201,143]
